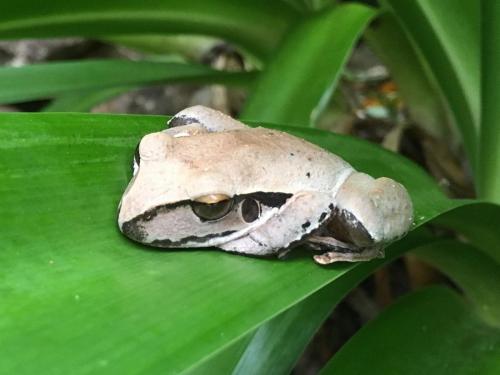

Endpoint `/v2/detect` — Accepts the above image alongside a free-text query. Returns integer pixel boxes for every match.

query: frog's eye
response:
[241,198,261,223]
[190,195,234,221]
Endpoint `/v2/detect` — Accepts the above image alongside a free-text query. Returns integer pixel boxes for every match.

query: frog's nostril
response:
[138,132,173,161]
[121,218,146,242]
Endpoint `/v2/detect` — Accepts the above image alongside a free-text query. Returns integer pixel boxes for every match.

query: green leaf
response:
[381,0,479,171]
[103,35,219,61]
[0,112,494,374]
[365,12,456,144]
[242,3,377,126]
[319,287,500,375]
[230,229,434,375]
[43,87,133,113]
[0,59,254,105]
[0,0,298,59]
[184,334,253,375]
[414,240,500,327]
[435,203,500,263]
[479,1,500,203]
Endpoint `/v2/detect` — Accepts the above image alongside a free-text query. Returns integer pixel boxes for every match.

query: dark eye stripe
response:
[125,192,293,228]
[168,115,201,128]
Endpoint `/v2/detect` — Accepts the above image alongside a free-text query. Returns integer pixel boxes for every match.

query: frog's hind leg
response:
[306,235,384,265]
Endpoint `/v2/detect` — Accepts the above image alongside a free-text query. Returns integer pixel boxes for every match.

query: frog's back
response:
[169,126,354,196]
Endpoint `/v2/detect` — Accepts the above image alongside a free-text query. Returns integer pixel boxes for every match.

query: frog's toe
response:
[312,246,384,265]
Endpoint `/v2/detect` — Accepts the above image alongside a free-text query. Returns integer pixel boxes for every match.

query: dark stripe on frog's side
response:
[284,205,375,257]
[327,207,374,247]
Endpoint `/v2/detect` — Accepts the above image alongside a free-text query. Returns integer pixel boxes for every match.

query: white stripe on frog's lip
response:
[160,206,281,248]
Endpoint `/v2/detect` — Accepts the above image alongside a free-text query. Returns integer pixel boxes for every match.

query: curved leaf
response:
[102,35,219,61]
[43,87,134,112]
[0,0,298,59]
[415,240,500,327]
[480,1,500,202]
[319,287,500,375]
[242,3,377,126]
[229,229,434,375]
[435,203,500,263]
[0,112,495,374]
[365,12,456,143]
[0,59,254,105]
[381,0,479,170]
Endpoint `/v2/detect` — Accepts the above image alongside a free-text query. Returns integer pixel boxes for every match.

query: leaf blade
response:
[415,241,500,327]
[0,112,496,374]
[319,287,500,375]
[381,0,479,170]
[0,59,254,105]
[479,1,500,202]
[242,3,377,126]
[0,0,298,58]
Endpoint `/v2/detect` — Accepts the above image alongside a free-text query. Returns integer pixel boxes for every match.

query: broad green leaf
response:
[43,87,134,113]
[0,112,493,374]
[435,203,500,263]
[280,0,335,12]
[103,35,220,61]
[242,3,377,126]
[365,12,456,144]
[200,230,500,374]
[0,59,254,105]
[230,229,434,375]
[0,0,298,59]
[415,240,500,327]
[479,1,500,203]
[184,334,253,375]
[319,287,500,375]
[381,0,479,171]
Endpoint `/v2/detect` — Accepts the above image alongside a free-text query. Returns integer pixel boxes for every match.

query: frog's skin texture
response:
[118,106,413,265]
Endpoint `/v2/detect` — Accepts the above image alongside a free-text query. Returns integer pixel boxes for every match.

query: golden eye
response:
[193,194,231,204]
[191,195,233,221]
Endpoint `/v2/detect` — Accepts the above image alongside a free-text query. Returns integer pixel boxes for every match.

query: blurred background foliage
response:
[1,0,499,374]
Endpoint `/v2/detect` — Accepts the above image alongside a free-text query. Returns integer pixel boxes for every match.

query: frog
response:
[117,105,413,265]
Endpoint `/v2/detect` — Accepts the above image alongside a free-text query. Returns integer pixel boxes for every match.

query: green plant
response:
[1,1,498,374]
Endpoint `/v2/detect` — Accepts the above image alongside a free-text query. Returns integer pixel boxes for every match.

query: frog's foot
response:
[306,235,384,265]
